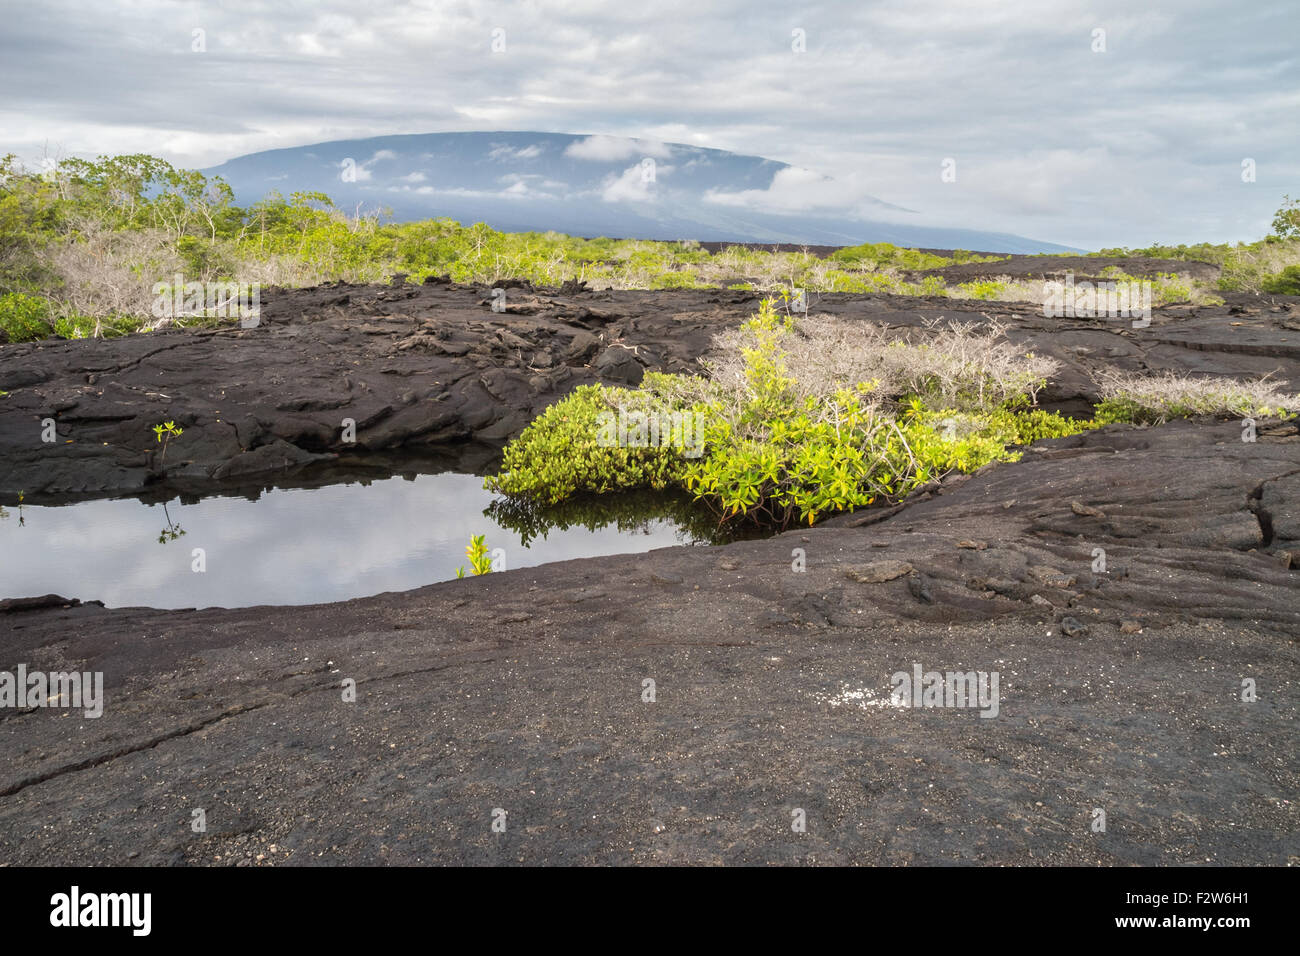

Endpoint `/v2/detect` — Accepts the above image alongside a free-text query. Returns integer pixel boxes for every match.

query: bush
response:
[1262,265,1300,295]
[1271,195,1300,241]
[52,312,140,339]
[488,299,1082,529]
[649,271,708,290]
[483,384,694,503]
[1094,370,1295,425]
[0,292,52,342]
[682,306,1082,526]
[703,307,1057,415]
[955,279,1007,301]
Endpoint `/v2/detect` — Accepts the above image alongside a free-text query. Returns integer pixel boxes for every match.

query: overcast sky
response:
[1,0,1295,249]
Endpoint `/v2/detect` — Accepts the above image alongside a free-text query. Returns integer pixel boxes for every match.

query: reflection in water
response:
[486,488,737,547]
[158,501,186,544]
[0,473,717,610]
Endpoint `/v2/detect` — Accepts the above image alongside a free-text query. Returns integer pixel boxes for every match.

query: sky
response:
[1,0,1296,249]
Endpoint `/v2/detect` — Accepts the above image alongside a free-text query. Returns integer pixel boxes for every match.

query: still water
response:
[0,473,712,609]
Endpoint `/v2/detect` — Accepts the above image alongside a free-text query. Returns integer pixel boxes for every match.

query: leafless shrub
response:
[1097,369,1295,421]
[702,313,1059,412]
[47,221,176,324]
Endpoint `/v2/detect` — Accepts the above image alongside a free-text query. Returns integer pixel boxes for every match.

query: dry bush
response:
[702,313,1059,412]
[47,221,176,323]
[1220,239,1300,292]
[1097,369,1296,422]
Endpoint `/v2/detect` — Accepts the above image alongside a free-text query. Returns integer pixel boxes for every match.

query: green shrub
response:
[649,271,708,290]
[0,292,52,342]
[918,275,948,295]
[1262,265,1300,295]
[483,384,694,503]
[488,299,1084,529]
[910,403,1093,447]
[454,534,494,578]
[1154,279,1192,304]
[955,279,1006,301]
[52,312,141,339]
[1271,195,1300,241]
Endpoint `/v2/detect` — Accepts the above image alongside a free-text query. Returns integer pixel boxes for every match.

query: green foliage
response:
[455,534,494,577]
[681,345,1082,529]
[1093,397,1148,425]
[1262,265,1300,295]
[685,387,892,527]
[1271,195,1300,241]
[1089,220,1300,297]
[488,299,1087,530]
[152,420,183,464]
[954,279,1006,300]
[829,242,1006,271]
[52,312,140,340]
[649,270,709,290]
[483,384,693,503]
[1154,278,1192,303]
[485,487,732,548]
[911,404,1092,446]
[0,291,52,342]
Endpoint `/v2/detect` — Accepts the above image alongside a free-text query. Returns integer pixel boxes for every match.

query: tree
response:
[1271,195,1300,241]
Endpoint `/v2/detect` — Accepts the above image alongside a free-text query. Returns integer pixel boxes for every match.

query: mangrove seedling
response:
[455,534,494,578]
[152,420,184,465]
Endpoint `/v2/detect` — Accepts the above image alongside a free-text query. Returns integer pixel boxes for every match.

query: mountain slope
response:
[202,132,1078,253]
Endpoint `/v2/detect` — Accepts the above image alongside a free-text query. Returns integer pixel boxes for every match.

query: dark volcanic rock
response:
[3,282,1299,500]
[593,344,645,385]
[0,282,736,499]
[0,420,1297,865]
[1,277,1299,866]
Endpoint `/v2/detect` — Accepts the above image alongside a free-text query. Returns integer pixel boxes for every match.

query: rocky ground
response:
[1,258,1298,865]
[3,263,1299,499]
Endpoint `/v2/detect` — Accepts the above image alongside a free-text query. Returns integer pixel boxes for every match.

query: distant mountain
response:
[202,132,1077,254]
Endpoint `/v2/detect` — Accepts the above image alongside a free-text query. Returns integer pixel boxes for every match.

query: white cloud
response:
[338,149,398,182]
[488,143,545,161]
[1,0,1295,246]
[497,172,562,199]
[566,135,673,162]
[599,162,673,203]
[705,166,903,219]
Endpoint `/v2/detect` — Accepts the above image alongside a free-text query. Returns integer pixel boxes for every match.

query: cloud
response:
[339,149,397,182]
[704,166,910,220]
[488,143,545,161]
[566,135,673,162]
[0,0,1295,247]
[498,172,563,199]
[599,161,673,203]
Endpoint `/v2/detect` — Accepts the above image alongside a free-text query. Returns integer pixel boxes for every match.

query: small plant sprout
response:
[6,491,25,526]
[455,534,494,578]
[152,420,184,465]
